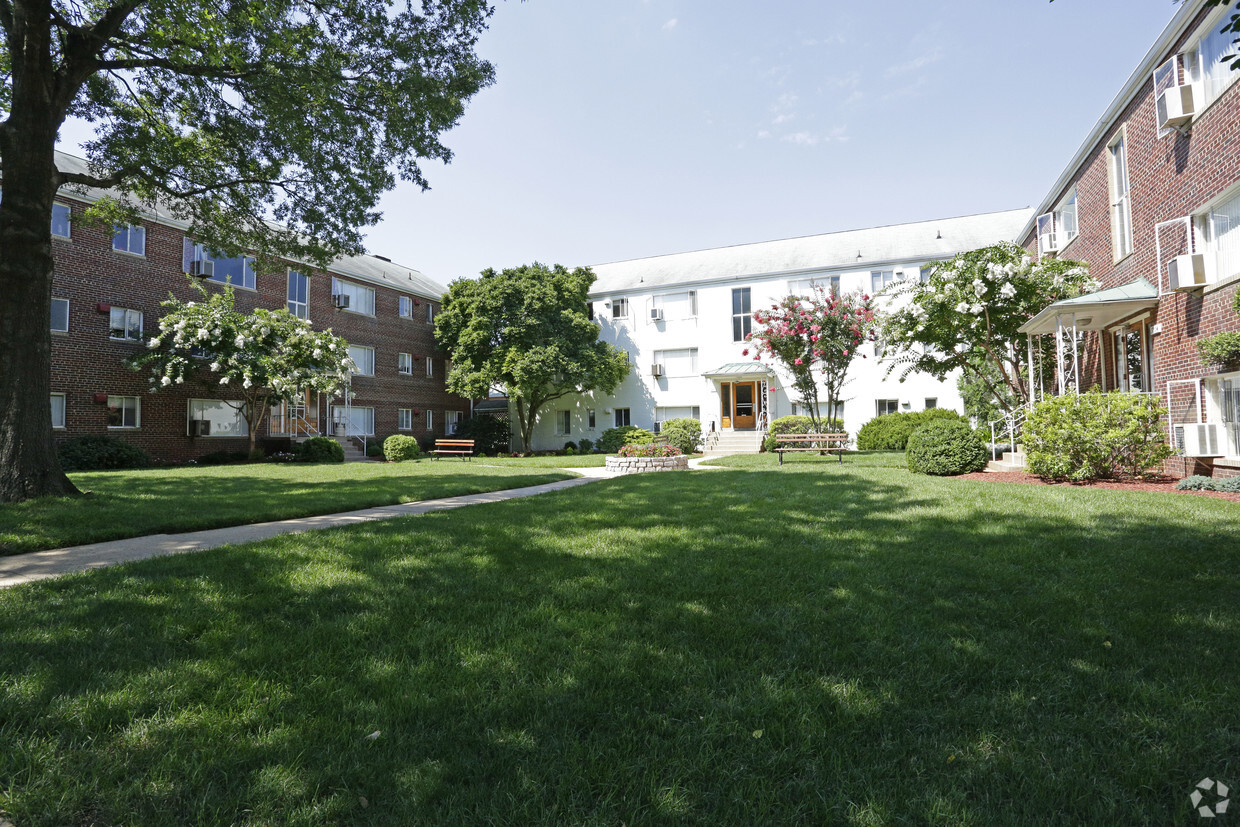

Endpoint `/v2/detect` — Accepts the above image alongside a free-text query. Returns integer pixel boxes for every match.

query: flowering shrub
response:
[746,289,876,426]
[617,442,682,458]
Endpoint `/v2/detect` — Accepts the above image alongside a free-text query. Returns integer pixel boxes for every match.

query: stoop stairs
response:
[702,430,766,457]
[985,450,1027,473]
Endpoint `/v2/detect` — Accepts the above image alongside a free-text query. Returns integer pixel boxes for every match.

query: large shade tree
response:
[435,263,630,452]
[0,0,496,502]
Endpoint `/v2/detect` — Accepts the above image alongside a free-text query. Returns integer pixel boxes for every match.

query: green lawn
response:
[0,461,573,555]
[1,457,1237,824]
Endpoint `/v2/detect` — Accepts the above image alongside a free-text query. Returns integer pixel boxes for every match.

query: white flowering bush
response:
[129,285,354,456]
[879,242,1096,412]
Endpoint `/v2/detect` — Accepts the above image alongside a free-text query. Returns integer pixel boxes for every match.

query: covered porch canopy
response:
[702,361,774,379]
[1017,277,1158,399]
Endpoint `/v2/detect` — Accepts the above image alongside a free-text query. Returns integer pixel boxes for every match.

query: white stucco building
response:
[521,209,1032,452]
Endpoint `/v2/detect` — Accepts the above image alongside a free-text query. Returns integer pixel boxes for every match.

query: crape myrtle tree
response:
[435,263,630,452]
[129,286,355,457]
[0,0,496,502]
[743,286,877,429]
[879,242,1096,415]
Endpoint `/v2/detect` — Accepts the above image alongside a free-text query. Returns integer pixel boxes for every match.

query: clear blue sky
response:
[61,0,1183,285]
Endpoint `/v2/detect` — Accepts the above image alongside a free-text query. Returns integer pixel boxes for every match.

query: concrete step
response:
[985,451,1027,473]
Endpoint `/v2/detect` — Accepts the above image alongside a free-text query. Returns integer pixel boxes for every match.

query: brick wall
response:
[49,200,470,461]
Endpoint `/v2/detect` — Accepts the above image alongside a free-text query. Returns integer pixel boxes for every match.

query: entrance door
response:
[733,381,757,429]
[275,391,319,435]
[720,383,732,429]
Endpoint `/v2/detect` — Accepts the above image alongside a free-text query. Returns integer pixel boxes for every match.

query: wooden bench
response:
[774,433,848,466]
[431,438,475,461]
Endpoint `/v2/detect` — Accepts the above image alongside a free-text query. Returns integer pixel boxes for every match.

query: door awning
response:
[1018,277,1159,336]
[702,361,775,378]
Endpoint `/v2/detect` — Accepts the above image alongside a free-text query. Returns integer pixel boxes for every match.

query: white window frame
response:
[446,410,462,435]
[106,395,140,429]
[51,297,69,333]
[1192,185,1240,286]
[588,410,597,430]
[1180,4,1240,122]
[113,223,146,256]
[611,297,629,319]
[876,399,899,417]
[398,408,413,431]
[187,398,249,438]
[400,296,413,318]
[1204,371,1240,459]
[614,408,631,427]
[426,357,434,377]
[50,393,66,429]
[348,344,375,377]
[426,409,434,431]
[425,302,434,324]
[1108,129,1134,262]
[731,288,751,342]
[870,270,896,293]
[109,307,143,342]
[184,241,257,290]
[555,409,571,436]
[398,352,413,375]
[331,277,376,316]
[51,203,71,238]
[653,347,699,378]
[287,270,310,319]
[651,290,698,321]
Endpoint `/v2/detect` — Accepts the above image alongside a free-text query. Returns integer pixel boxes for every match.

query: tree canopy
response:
[0,0,496,501]
[435,263,630,452]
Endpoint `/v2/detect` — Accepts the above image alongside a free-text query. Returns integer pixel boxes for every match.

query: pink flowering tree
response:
[744,288,877,429]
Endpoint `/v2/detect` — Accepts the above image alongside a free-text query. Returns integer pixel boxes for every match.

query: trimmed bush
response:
[57,435,151,472]
[856,409,967,451]
[617,442,682,458]
[562,441,578,453]
[906,419,988,476]
[296,436,344,463]
[598,426,654,453]
[454,415,511,454]
[1024,390,1173,481]
[383,434,422,462]
[761,415,845,453]
[366,441,384,458]
[659,418,704,455]
[577,438,595,454]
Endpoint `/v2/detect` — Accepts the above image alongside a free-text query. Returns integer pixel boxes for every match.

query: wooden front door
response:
[733,381,757,429]
[721,383,732,429]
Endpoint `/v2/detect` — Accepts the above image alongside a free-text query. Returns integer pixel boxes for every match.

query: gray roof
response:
[1019,277,1159,335]
[50,150,447,300]
[589,208,1033,296]
[702,362,775,377]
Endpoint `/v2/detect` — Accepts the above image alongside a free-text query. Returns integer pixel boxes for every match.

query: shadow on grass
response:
[0,466,1237,825]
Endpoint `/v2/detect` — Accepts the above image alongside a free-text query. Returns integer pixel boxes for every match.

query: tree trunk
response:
[0,7,81,502]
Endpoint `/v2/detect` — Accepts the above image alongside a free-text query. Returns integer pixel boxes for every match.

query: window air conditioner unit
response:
[1168,251,1218,291]
[333,293,350,309]
[650,363,664,377]
[1175,423,1221,457]
[189,259,214,278]
[189,419,211,437]
[650,307,664,321]
[1036,212,1058,255]
[1156,82,1196,131]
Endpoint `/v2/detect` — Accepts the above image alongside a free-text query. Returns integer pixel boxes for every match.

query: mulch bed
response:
[955,470,1240,504]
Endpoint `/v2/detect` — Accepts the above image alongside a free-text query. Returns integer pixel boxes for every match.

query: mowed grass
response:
[0,461,573,555]
[1,455,1238,824]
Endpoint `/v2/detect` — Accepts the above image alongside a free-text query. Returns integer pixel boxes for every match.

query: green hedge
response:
[761,415,845,453]
[1024,390,1172,481]
[57,435,151,471]
[383,434,422,462]
[659,418,704,455]
[598,426,654,453]
[453,415,511,455]
[906,419,988,476]
[296,436,344,463]
[856,409,967,451]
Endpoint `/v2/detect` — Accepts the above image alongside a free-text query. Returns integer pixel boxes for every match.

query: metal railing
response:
[988,410,1027,462]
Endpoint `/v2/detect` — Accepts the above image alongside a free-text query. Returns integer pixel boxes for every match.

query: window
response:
[400,296,413,318]
[614,408,631,427]
[287,270,309,319]
[1193,188,1240,282]
[187,399,248,437]
[330,277,376,315]
[426,409,434,431]
[332,406,374,436]
[870,270,896,293]
[109,307,143,341]
[183,241,256,289]
[425,303,434,324]
[925,398,937,410]
[653,348,699,377]
[446,410,461,435]
[426,357,434,377]
[50,393,65,429]
[556,410,571,436]
[1113,321,1153,392]
[876,399,899,417]
[789,276,840,296]
[651,290,698,320]
[588,410,597,430]
[1205,374,1240,458]
[655,406,701,424]
[1037,188,1079,255]
[113,224,146,256]
[348,344,375,376]
[50,298,69,333]
[398,352,413,375]
[398,408,413,430]
[731,288,751,342]
[107,395,140,428]
[1108,131,1133,261]
[611,297,629,319]
[1183,4,1240,114]
[51,203,71,238]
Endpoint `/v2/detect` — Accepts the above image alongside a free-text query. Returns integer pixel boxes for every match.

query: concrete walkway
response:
[0,475,604,589]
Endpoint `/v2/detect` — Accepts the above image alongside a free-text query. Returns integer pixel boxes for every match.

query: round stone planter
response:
[605,455,690,475]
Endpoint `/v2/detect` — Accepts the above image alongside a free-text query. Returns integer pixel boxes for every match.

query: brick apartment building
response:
[1016,0,1240,478]
[46,151,470,462]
